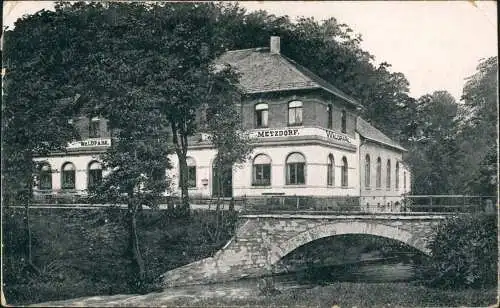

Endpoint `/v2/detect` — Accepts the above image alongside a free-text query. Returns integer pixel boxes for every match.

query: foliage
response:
[2,5,85,272]
[405,91,463,194]
[127,3,244,215]
[56,1,175,288]
[405,57,498,195]
[426,213,497,288]
[205,70,253,171]
[2,207,237,305]
[456,56,498,196]
[2,12,81,201]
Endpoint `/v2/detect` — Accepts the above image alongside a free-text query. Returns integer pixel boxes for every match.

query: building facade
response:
[33,37,411,206]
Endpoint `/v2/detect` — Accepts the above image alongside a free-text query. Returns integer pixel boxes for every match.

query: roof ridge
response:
[274,55,320,88]
[279,54,362,108]
[356,116,406,152]
[224,47,269,53]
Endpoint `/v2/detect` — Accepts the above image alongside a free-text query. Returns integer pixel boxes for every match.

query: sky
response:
[3,1,498,101]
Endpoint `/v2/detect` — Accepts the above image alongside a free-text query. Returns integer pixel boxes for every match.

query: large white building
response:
[34,37,411,209]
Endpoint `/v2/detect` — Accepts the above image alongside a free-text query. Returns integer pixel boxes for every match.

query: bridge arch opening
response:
[269,221,431,266]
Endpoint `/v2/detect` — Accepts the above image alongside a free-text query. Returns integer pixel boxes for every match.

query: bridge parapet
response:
[231,195,495,214]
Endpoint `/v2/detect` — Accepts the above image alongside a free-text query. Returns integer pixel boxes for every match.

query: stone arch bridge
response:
[161,213,448,287]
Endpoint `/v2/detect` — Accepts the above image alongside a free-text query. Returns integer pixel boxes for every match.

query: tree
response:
[143,3,240,216]
[49,1,250,284]
[205,69,254,239]
[406,91,462,194]
[2,7,84,272]
[46,2,174,287]
[88,101,171,288]
[456,56,498,196]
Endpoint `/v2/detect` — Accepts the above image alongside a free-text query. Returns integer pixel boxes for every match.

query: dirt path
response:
[28,284,259,307]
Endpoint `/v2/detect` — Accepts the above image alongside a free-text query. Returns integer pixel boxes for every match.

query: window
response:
[61,162,76,190]
[186,157,196,188]
[386,159,391,189]
[327,154,334,186]
[88,161,102,190]
[327,104,333,129]
[341,110,347,133]
[253,154,271,186]
[376,157,382,188]
[395,162,400,190]
[288,101,303,126]
[341,156,348,187]
[255,103,269,128]
[39,163,52,190]
[403,171,407,190]
[286,152,305,185]
[89,117,100,138]
[365,155,371,188]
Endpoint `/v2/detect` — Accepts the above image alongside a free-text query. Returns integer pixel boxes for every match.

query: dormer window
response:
[288,101,303,126]
[89,117,100,138]
[341,110,347,133]
[327,104,333,129]
[255,103,268,128]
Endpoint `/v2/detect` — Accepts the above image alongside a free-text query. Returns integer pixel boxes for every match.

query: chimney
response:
[270,36,280,54]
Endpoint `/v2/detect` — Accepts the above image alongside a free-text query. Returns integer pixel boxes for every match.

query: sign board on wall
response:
[249,127,352,144]
[199,127,352,144]
[67,138,111,149]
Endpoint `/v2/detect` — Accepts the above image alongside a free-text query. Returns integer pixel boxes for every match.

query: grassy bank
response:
[2,206,237,305]
[33,282,498,307]
[168,282,497,307]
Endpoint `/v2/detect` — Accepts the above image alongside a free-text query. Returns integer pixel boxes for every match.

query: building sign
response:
[250,127,352,144]
[256,128,299,138]
[324,129,351,143]
[67,138,111,149]
[201,127,353,145]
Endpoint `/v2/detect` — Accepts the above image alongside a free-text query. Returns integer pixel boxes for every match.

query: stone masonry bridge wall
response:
[161,214,446,287]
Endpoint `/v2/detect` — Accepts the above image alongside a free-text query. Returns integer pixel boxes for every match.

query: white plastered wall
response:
[34,153,104,192]
[358,140,410,207]
[232,143,359,197]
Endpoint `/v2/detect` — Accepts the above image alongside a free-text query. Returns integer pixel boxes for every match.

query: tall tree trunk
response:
[171,122,190,217]
[23,156,40,274]
[215,173,221,241]
[127,199,145,286]
[178,153,190,215]
[24,196,39,273]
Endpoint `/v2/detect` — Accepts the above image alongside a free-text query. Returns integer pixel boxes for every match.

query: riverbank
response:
[2,207,237,305]
[31,282,497,307]
[3,207,497,307]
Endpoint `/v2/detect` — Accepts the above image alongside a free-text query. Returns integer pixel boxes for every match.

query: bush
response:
[2,207,238,305]
[425,213,497,288]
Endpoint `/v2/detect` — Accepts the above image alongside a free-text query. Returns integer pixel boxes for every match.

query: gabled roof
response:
[216,47,362,109]
[356,117,407,152]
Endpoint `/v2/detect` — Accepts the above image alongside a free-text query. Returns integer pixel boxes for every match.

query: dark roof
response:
[216,47,362,108]
[356,117,406,152]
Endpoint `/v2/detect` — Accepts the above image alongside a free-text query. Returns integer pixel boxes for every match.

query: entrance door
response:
[212,165,233,198]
